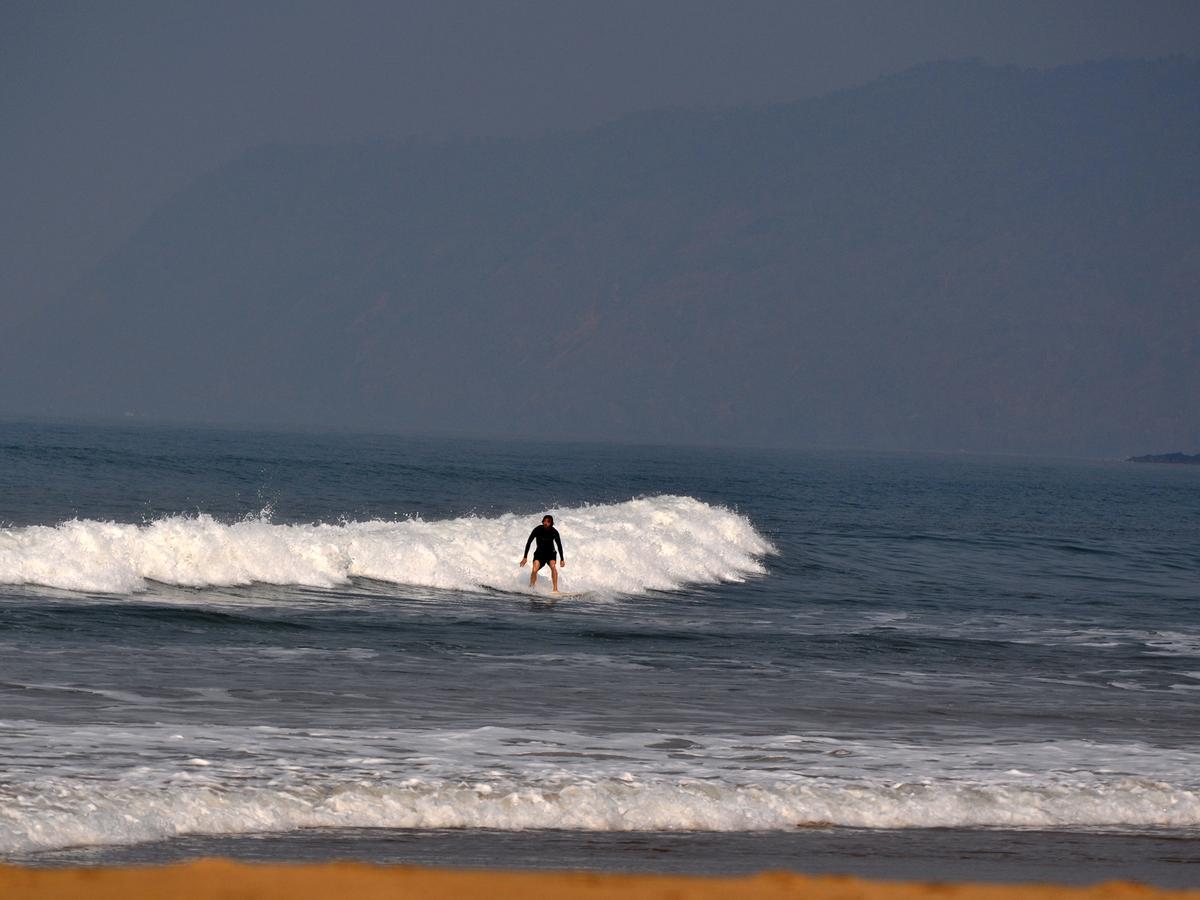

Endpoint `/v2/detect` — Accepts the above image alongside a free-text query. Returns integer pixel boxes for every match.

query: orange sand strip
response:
[1,861,1198,900]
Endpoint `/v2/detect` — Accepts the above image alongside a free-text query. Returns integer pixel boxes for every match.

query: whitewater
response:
[0,496,772,595]
[2,422,1198,879]
[4,722,1200,855]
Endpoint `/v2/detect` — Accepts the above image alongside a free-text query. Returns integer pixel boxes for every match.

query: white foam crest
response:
[3,774,1199,854]
[0,495,773,595]
[5,723,1199,853]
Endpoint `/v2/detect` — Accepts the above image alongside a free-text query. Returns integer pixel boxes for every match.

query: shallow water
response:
[17,827,1200,888]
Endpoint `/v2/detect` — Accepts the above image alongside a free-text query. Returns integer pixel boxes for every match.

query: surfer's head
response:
[542,515,554,527]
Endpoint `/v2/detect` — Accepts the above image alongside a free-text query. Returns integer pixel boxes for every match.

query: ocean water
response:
[1,420,1198,882]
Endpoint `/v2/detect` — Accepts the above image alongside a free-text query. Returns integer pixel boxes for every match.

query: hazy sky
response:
[3,0,1199,329]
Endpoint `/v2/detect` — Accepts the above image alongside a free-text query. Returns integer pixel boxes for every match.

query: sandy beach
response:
[2,861,1199,900]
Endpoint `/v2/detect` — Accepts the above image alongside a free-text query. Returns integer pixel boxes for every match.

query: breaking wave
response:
[4,722,1198,854]
[0,495,772,595]
[4,774,1198,855]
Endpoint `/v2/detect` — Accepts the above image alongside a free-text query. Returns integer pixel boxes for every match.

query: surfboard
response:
[487,586,590,599]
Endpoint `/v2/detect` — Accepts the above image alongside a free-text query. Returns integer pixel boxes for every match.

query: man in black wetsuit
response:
[520,515,565,592]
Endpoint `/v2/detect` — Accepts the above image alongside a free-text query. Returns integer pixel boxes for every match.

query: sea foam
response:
[3,773,1198,855]
[5,722,1198,854]
[0,495,772,595]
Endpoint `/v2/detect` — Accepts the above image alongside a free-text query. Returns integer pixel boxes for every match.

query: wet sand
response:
[15,827,1200,888]
[3,861,1200,900]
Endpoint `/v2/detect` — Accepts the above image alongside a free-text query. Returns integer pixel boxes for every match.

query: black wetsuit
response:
[523,525,564,564]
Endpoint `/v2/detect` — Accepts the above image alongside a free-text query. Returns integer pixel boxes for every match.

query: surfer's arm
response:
[554,531,564,563]
[521,529,537,559]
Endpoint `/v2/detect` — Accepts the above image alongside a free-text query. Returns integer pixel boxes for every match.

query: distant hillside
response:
[4,58,1198,455]
[1128,453,1200,464]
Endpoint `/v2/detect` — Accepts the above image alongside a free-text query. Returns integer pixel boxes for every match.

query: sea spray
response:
[0,496,773,595]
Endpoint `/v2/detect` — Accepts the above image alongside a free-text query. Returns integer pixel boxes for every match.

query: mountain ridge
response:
[4,57,1198,455]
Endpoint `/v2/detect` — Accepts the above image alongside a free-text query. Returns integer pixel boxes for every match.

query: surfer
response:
[520,515,565,592]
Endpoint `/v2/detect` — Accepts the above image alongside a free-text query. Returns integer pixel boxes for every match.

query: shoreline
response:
[12,826,1200,888]
[3,861,1200,900]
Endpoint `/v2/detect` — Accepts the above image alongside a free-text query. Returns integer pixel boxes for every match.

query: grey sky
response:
[3,1,1199,330]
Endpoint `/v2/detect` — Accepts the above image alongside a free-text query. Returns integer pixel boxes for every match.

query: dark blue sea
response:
[1,420,1198,884]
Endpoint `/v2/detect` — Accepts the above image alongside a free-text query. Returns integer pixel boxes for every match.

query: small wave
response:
[0,496,773,596]
[3,774,1198,854]
[4,723,1198,853]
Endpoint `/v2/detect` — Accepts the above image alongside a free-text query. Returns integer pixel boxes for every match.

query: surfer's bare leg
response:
[529,560,542,587]
[548,559,559,592]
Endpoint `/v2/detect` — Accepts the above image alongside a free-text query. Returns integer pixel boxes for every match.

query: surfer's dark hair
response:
[543,514,554,525]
